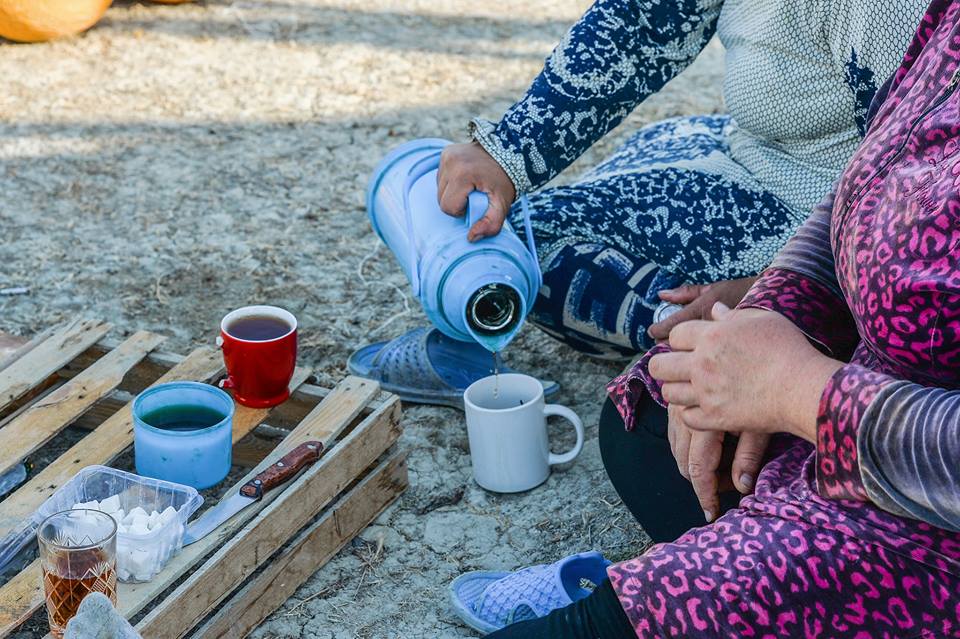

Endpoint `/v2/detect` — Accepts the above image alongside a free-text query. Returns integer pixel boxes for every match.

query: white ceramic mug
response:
[463,373,584,493]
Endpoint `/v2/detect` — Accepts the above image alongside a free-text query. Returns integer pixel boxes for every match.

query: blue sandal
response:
[449,551,612,634]
[347,327,559,409]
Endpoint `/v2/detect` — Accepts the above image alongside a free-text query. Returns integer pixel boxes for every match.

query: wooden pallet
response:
[0,320,407,638]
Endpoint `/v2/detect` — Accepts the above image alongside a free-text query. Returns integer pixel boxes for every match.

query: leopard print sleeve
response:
[471,0,723,194]
[817,364,960,532]
[739,188,860,359]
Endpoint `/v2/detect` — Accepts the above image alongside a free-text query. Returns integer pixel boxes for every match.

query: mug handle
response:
[544,404,584,466]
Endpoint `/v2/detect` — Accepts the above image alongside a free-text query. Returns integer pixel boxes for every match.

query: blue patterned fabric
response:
[472,0,723,196]
[475,0,927,359]
[507,116,801,359]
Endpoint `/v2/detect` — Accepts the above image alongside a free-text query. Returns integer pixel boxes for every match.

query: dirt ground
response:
[0,1,724,636]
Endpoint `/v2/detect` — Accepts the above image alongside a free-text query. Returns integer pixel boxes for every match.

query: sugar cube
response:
[79,513,103,528]
[117,524,128,534]
[128,548,154,579]
[148,511,160,529]
[128,506,148,520]
[158,506,177,526]
[99,495,121,513]
[129,521,150,536]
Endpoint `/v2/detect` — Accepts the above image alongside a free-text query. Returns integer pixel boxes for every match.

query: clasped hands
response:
[647,303,841,522]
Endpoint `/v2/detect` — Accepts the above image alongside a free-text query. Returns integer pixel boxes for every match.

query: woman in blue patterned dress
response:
[435,0,928,358]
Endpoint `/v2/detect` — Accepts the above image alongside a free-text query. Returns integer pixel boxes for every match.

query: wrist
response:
[785,355,843,443]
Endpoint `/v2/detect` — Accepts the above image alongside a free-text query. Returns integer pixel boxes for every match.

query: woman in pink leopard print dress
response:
[482,1,960,637]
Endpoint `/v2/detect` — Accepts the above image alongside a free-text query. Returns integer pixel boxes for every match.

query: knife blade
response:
[183,441,323,546]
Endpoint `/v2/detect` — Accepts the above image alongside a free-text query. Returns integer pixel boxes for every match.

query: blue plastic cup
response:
[132,382,235,489]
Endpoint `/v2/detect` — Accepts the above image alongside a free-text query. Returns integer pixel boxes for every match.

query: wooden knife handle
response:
[240,441,323,499]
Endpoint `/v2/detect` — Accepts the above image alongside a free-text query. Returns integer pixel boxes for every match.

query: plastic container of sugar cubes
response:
[33,466,203,583]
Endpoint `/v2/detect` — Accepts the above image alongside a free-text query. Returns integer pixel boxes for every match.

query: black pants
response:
[598,393,741,543]
[486,395,741,639]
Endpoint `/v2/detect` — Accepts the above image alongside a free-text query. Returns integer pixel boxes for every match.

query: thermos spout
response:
[467,284,521,336]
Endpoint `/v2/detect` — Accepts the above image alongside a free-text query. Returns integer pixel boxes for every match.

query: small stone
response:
[63,592,142,639]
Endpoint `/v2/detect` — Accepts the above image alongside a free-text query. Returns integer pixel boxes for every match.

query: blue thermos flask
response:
[367,138,542,353]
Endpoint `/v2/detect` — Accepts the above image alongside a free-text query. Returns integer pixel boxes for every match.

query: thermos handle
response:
[467,192,542,289]
[468,192,542,288]
[402,152,543,296]
[466,191,489,229]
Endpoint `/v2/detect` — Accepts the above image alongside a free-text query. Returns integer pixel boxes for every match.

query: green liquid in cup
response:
[140,405,226,432]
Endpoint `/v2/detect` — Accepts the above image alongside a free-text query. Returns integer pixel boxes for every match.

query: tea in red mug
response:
[218,305,297,408]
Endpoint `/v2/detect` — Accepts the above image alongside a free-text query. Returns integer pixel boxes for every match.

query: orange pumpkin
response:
[0,0,112,43]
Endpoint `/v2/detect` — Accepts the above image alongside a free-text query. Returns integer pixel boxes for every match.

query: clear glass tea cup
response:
[37,509,118,638]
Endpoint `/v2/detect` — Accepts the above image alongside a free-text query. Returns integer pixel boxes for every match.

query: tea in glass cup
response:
[38,509,118,638]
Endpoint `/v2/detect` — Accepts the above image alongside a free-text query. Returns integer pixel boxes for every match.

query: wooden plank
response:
[0,331,166,476]
[0,319,111,413]
[62,338,185,393]
[62,340,393,426]
[70,389,135,431]
[193,452,408,639]
[113,377,383,623]
[71,379,352,436]
[136,391,400,638]
[0,381,64,430]
[0,348,224,637]
[64,337,387,428]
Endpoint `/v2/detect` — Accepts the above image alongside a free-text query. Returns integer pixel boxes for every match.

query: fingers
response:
[731,432,769,494]
[661,382,697,406]
[666,319,711,352]
[648,301,705,341]
[678,406,716,431]
[438,180,471,218]
[667,405,692,480]
[467,196,509,242]
[648,351,695,383]
[687,430,724,522]
[438,142,516,236]
[657,284,705,304]
[711,302,732,321]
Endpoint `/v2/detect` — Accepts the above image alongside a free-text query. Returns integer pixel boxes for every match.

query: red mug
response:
[218,305,297,408]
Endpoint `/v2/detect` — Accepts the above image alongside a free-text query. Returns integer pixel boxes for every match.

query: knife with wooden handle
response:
[183,441,323,546]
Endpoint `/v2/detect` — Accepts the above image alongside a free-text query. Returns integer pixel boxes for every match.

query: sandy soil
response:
[0,1,724,636]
